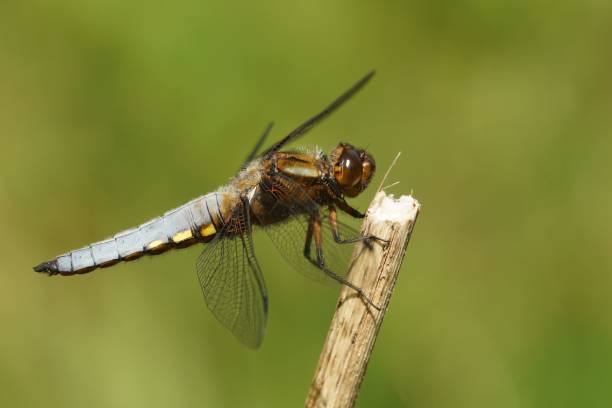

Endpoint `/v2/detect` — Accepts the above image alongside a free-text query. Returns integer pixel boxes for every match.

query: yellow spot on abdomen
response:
[147,240,165,250]
[200,223,216,237]
[172,230,193,243]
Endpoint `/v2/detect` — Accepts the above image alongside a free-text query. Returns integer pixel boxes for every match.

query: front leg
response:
[329,205,388,246]
[336,198,366,218]
[303,211,380,310]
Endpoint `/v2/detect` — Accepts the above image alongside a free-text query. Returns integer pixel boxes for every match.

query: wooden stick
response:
[305,191,421,408]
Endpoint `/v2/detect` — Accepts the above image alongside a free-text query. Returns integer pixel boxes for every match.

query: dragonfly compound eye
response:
[360,151,376,189]
[334,149,363,193]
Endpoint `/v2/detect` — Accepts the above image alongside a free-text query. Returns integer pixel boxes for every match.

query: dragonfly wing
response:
[261,71,375,156]
[257,174,367,286]
[242,121,274,167]
[196,204,268,349]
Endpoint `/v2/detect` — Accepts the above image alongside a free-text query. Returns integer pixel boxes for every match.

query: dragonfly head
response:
[331,143,376,197]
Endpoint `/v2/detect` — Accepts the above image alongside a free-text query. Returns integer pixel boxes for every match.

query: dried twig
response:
[305,191,420,408]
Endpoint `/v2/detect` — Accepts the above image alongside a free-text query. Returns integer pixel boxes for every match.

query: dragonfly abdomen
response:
[33,192,225,275]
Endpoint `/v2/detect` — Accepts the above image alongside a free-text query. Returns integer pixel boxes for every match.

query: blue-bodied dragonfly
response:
[34,71,383,348]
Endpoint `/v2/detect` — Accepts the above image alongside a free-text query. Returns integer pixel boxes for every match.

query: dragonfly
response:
[34,71,384,348]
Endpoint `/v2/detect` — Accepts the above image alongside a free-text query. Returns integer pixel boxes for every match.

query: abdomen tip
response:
[33,261,57,274]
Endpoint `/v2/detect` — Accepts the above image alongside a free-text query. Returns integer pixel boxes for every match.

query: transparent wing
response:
[263,211,365,285]
[243,121,274,166]
[257,174,370,285]
[261,71,375,156]
[196,205,268,349]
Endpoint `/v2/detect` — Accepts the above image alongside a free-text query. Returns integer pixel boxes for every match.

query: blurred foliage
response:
[1,0,612,407]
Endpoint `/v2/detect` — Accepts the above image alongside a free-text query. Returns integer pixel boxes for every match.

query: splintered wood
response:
[305,191,420,408]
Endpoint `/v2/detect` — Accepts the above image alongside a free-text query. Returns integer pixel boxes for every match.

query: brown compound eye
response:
[361,159,373,183]
[334,149,363,189]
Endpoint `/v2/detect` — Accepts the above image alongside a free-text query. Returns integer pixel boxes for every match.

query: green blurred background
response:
[2,0,612,407]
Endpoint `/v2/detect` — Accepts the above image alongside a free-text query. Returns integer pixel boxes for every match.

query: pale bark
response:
[305,191,421,408]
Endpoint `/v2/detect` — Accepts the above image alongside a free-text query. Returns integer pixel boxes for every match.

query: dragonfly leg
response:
[304,212,381,311]
[336,198,366,218]
[303,216,314,258]
[328,205,388,246]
